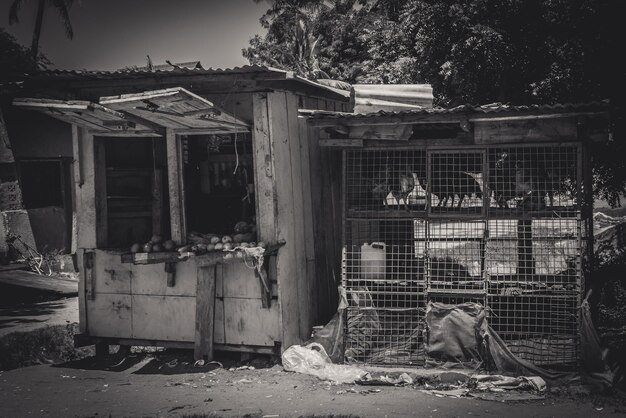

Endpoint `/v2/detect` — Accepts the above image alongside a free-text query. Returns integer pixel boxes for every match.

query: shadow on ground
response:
[55,348,279,375]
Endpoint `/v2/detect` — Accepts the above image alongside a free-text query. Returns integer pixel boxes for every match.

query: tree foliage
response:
[8,0,74,70]
[245,0,623,205]
[0,28,49,81]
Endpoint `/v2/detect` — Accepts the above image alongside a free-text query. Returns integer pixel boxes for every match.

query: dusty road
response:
[0,353,624,418]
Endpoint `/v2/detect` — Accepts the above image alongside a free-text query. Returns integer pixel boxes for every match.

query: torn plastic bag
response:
[281,342,368,384]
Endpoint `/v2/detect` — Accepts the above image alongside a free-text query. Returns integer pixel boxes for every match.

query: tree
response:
[8,0,74,71]
[0,28,48,81]
[245,0,622,205]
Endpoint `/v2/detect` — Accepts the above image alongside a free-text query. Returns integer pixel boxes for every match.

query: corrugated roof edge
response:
[304,100,610,121]
[15,64,350,99]
[21,64,285,79]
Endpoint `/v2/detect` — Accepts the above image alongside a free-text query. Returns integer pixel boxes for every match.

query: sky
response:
[2,0,269,70]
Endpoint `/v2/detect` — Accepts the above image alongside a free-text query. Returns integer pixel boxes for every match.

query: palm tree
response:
[8,0,74,71]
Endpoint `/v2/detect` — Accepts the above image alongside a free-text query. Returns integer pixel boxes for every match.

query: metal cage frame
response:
[341,143,589,367]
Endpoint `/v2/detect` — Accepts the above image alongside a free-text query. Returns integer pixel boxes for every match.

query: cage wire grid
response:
[342,145,585,367]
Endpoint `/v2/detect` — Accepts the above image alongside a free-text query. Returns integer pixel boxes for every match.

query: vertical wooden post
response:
[166,129,186,244]
[195,265,216,360]
[251,93,277,243]
[74,127,97,333]
[94,138,108,247]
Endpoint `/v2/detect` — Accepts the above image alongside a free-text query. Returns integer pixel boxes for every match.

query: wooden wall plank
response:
[474,118,578,144]
[222,262,263,298]
[131,258,197,296]
[214,298,225,344]
[307,126,327,323]
[267,91,300,349]
[223,298,280,346]
[94,138,108,247]
[86,293,132,338]
[299,119,317,328]
[72,125,87,333]
[195,265,216,360]
[286,93,309,341]
[75,128,97,249]
[251,93,277,243]
[93,250,132,294]
[132,295,195,341]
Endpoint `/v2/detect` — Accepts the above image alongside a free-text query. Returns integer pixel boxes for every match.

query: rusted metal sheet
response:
[352,84,434,113]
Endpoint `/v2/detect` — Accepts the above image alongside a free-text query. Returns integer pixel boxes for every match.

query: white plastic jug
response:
[361,242,386,280]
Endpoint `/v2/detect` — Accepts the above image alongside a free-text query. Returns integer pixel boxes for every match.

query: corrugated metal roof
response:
[305,101,609,121]
[21,64,286,80]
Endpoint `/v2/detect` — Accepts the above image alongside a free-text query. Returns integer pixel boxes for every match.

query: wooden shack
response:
[9,66,350,359]
[305,102,610,367]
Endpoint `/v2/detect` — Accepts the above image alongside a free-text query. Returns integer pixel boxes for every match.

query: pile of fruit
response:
[128,221,263,256]
[129,234,176,254]
[185,221,262,254]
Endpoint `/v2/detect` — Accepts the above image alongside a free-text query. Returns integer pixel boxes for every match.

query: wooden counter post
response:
[195,265,216,360]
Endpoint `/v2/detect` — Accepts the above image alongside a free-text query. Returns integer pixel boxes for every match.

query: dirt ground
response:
[0,350,625,418]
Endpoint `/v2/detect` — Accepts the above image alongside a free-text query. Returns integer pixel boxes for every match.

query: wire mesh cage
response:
[487,145,580,214]
[345,149,427,213]
[487,295,579,366]
[342,144,586,367]
[428,151,485,215]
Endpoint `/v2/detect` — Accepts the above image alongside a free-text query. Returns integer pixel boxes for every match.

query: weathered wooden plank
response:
[94,138,108,247]
[86,293,132,338]
[286,93,310,341]
[307,127,327,323]
[166,129,186,244]
[93,250,132,294]
[215,262,224,298]
[131,258,197,296]
[299,119,317,327]
[222,261,263,299]
[195,265,216,360]
[267,91,300,348]
[151,169,163,235]
[223,298,280,346]
[214,297,225,344]
[76,249,87,333]
[474,118,578,144]
[319,138,364,147]
[251,93,277,243]
[76,128,97,248]
[131,295,196,341]
[348,123,412,140]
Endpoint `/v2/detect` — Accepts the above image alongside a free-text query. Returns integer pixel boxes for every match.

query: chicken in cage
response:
[427,153,484,210]
[369,160,418,210]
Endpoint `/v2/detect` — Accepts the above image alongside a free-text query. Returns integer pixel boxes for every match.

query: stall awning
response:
[13,87,250,136]
[100,87,249,134]
[12,98,155,134]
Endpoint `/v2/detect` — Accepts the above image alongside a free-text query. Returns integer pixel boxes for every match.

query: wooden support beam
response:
[319,138,363,147]
[251,93,277,243]
[195,265,216,361]
[166,129,186,244]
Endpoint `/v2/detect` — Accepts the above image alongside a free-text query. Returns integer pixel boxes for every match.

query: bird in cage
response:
[391,169,416,210]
